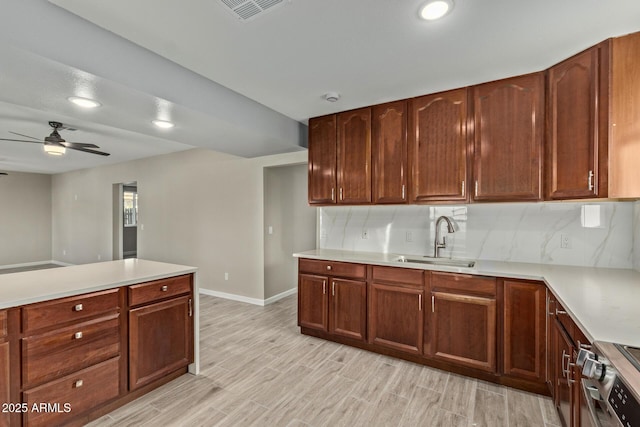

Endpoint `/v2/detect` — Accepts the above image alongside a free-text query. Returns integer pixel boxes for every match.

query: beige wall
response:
[264,164,316,299]
[0,171,52,266]
[51,148,308,300]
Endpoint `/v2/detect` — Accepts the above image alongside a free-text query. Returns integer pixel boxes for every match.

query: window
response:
[124,189,138,227]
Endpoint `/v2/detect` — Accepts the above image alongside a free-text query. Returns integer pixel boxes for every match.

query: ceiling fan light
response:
[68,96,101,108]
[419,0,453,20]
[44,144,66,156]
[152,120,175,129]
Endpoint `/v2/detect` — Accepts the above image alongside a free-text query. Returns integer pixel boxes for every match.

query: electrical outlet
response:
[560,234,571,249]
[224,272,229,281]
[268,226,273,235]
[362,229,369,239]
[62,249,66,256]
[97,254,101,261]
[406,231,413,242]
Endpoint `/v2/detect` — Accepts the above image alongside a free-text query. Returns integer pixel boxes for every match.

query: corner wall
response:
[0,171,52,266]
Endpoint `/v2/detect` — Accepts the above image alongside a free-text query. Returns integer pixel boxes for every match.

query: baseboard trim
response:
[199,287,297,306]
[52,260,74,267]
[0,260,73,270]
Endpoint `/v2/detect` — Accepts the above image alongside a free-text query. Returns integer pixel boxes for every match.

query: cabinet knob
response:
[326,265,332,271]
[74,304,83,312]
[74,331,83,340]
[161,285,168,292]
[74,379,84,388]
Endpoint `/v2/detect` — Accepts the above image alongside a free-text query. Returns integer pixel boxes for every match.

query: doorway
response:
[112,182,138,260]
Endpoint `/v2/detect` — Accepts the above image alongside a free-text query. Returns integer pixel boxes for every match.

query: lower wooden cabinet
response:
[0,340,9,427]
[298,274,328,331]
[553,318,575,427]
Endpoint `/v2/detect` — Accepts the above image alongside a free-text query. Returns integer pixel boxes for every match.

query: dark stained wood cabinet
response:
[337,108,372,204]
[308,115,337,204]
[553,318,575,427]
[129,277,193,391]
[0,309,9,427]
[547,43,609,200]
[502,279,546,383]
[330,278,366,341]
[369,266,424,354]
[298,274,329,332]
[427,272,497,372]
[472,72,544,201]
[409,88,469,203]
[372,101,408,203]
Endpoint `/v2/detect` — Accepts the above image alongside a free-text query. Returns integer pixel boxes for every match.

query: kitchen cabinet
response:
[298,259,367,341]
[129,275,194,390]
[369,266,424,354]
[337,108,372,204]
[553,318,575,427]
[426,272,497,372]
[502,279,546,383]
[308,115,337,204]
[472,72,544,201]
[372,101,408,204]
[409,88,469,203]
[546,43,609,200]
[0,310,9,427]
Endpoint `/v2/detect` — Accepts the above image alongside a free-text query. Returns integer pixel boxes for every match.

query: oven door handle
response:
[581,379,606,427]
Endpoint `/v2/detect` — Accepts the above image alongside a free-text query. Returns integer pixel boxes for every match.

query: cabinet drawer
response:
[22,314,120,388]
[0,310,6,338]
[22,289,120,333]
[372,266,423,287]
[299,259,366,279]
[23,357,120,427]
[430,272,496,296]
[129,274,192,307]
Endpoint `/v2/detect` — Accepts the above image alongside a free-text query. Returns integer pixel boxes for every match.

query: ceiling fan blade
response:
[9,131,41,141]
[68,146,110,156]
[0,138,42,144]
[61,141,100,149]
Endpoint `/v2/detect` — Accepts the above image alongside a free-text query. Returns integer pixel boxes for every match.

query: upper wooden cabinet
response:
[547,43,609,200]
[308,115,337,204]
[472,73,544,202]
[409,88,469,203]
[372,101,408,204]
[337,108,372,204]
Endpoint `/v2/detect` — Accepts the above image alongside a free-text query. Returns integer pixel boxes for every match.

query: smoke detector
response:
[323,92,341,103]
[218,0,291,22]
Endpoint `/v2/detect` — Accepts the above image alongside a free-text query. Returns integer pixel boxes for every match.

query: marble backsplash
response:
[318,201,635,269]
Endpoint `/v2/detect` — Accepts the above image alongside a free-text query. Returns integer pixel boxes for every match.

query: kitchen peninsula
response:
[0,259,198,426]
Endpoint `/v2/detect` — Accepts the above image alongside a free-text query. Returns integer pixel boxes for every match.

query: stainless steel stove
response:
[578,342,640,427]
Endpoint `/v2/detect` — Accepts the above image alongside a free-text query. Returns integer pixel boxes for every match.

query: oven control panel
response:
[609,376,640,427]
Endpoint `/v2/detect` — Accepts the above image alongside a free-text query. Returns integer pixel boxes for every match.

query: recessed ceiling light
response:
[152,120,175,129]
[68,96,101,108]
[419,0,453,20]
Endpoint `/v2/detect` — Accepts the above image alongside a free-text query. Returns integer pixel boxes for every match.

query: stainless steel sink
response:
[394,256,475,268]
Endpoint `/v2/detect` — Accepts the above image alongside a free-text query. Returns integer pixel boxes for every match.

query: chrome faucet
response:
[433,216,455,258]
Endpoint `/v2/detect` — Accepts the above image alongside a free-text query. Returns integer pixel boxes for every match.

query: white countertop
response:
[294,249,640,348]
[0,259,197,309]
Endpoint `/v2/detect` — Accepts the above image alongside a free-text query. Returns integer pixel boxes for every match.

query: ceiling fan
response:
[0,121,110,156]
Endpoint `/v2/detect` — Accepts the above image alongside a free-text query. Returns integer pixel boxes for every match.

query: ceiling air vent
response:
[218,0,289,22]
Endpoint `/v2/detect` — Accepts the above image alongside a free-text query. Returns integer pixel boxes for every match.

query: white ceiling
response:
[2,0,640,174]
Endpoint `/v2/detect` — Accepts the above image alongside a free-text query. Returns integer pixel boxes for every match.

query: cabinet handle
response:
[461,181,465,195]
[74,379,83,388]
[578,341,592,350]
[401,184,406,200]
[431,295,435,313]
[188,298,193,317]
[332,282,336,297]
[161,285,168,292]
[331,188,335,201]
[322,280,326,294]
[556,308,567,316]
[419,294,422,311]
[562,350,571,376]
[474,180,478,198]
[74,331,83,339]
[74,304,83,312]
[339,188,343,201]
[588,170,594,191]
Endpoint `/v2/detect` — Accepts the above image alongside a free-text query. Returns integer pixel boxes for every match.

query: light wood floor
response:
[88,294,561,427]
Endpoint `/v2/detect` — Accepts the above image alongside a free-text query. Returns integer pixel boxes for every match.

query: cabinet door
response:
[503,280,546,382]
[308,115,337,204]
[337,108,372,204]
[369,283,423,354]
[547,45,608,199]
[129,295,193,390]
[372,101,408,204]
[298,274,328,332]
[553,319,574,427]
[329,279,366,341]
[409,88,469,202]
[429,292,496,372]
[0,341,9,427]
[473,73,544,201]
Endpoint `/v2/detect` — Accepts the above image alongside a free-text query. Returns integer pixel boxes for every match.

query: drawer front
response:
[22,314,120,388]
[0,310,6,338]
[23,357,120,427]
[129,274,192,307]
[430,271,496,296]
[22,288,120,333]
[372,266,423,287]
[299,259,366,279]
